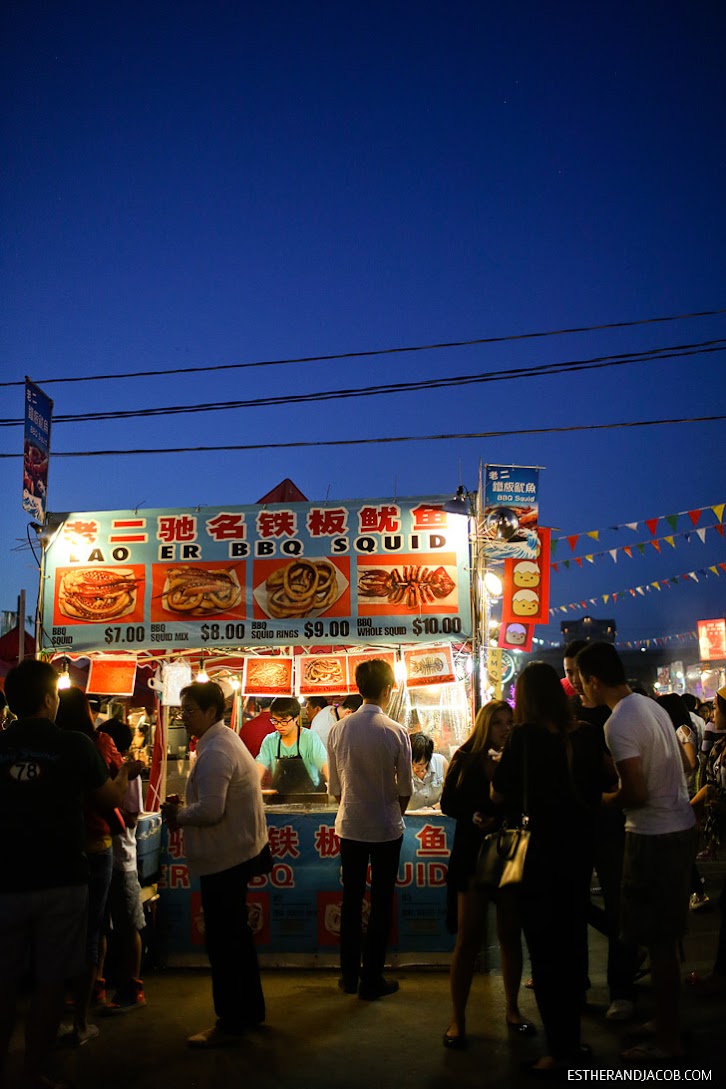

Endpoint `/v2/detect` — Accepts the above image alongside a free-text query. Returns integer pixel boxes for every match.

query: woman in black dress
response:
[492,662,604,1077]
[441,699,532,1049]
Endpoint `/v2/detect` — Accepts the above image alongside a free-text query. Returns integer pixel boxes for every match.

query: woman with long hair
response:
[492,663,604,1077]
[440,699,532,1049]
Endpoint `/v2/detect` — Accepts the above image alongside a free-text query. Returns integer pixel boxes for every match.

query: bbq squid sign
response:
[40,498,473,652]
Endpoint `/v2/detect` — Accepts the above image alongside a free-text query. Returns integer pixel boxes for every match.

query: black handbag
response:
[475,735,530,890]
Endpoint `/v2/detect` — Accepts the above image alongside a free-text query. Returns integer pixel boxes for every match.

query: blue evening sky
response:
[2,1,725,646]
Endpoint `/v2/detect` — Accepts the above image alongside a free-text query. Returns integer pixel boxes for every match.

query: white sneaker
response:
[606,999,635,1022]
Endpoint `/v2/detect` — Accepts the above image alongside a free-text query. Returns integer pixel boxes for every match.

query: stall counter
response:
[157,806,456,967]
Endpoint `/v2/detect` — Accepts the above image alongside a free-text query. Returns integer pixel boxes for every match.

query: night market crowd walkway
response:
[6,861,726,1089]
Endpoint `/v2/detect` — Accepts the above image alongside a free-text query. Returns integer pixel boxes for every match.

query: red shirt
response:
[239,711,273,759]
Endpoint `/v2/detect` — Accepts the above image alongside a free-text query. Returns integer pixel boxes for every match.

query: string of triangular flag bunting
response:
[618,631,697,649]
[552,502,725,555]
[549,562,726,615]
[551,522,725,570]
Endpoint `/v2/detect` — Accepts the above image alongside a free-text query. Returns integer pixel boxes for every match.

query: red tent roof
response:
[0,625,36,663]
[257,479,308,503]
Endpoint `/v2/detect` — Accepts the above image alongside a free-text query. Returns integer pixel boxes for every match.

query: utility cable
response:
[1,414,724,460]
[1,305,724,388]
[1,338,724,428]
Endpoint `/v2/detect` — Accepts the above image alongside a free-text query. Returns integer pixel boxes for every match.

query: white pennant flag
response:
[609,550,618,563]
[696,528,707,543]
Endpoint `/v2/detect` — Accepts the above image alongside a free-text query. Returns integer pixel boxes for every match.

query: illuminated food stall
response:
[37,488,529,963]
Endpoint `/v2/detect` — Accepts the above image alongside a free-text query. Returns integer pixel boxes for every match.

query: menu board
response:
[41,497,472,653]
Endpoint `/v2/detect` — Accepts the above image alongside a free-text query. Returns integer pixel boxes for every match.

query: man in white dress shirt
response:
[327,659,412,1000]
[162,682,270,1049]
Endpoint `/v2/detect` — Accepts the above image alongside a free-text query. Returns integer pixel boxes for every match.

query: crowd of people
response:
[1,649,725,1088]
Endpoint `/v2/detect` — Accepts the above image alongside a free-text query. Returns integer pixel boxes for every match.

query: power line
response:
[2,338,724,428]
[1,305,724,389]
[2,414,724,459]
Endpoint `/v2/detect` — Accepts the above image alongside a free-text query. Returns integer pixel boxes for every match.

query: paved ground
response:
[6,862,726,1089]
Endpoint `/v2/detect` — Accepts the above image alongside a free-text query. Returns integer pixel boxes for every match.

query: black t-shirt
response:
[0,717,108,892]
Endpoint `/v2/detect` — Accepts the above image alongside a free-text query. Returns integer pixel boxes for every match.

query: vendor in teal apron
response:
[255,697,328,794]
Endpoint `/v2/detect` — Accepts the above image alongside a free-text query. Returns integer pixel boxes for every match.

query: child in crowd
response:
[98,719,147,1013]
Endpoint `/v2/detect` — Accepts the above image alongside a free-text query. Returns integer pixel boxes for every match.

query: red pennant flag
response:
[567,535,579,552]
[687,509,701,527]
[720,563,726,572]
[575,557,583,568]
[645,518,659,536]
[623,546,632,558]
[716,524,725,537]
[612,593,618,602]
[552,562,559,572]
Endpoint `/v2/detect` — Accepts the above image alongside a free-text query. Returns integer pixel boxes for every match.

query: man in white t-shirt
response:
[327,659,412,1000]
[577,643,696,1066]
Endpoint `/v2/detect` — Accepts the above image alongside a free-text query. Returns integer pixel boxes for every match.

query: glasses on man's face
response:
[270,716,294,727]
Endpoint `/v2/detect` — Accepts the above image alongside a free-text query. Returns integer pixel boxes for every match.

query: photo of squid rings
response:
[254,559,347,620]
[160,566,242,617]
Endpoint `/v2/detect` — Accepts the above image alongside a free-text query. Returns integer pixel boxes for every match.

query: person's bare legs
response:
[445,888,487,1039]
[20,980,64,1089]
[72,962,97,1033]
[496,888,525,1023]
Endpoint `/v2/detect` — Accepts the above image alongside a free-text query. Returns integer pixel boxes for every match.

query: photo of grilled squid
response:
[303,657,344,685]
[58,567,139,623]
[264,559,339,619]
[161,566,242,616]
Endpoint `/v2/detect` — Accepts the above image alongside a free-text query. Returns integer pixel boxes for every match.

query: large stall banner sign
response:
[157,811,455,960]
[22,378,53,523]
[482,465,539,559]
[501,527,551,626]
[41,497,472,653]
[698,619,726,662]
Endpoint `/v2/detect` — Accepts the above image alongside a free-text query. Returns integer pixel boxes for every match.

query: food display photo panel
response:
[298,654,349,696]
[356,553,459,615]
[242,656,294,696]
[343,650,398,693]
[403,643,456,688]
[150,561,246,621]
[53,565,146,626]
[252,556,351,621]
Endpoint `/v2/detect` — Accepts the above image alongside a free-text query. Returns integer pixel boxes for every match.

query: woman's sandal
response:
[507,1016,537,1036]
[442,1029,468,1050]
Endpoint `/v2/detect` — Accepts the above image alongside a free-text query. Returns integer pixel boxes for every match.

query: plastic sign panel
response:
[23,378,53,523]
[501,527,551,625]
[41,497,472,653]
[697,619,726,662]
[482,465,539,559]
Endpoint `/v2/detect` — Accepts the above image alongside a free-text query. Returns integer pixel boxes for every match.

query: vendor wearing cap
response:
[256,697,328,794]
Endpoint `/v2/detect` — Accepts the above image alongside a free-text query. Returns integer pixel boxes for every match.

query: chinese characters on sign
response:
[482,465,539,560]
[22,378,53,523]
[41,497,472,653]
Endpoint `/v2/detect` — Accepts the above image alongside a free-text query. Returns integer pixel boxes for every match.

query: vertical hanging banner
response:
[482,465,539,559]
[40,497,472,653]
[22,378,53,523]
[697,619,726,661]
[501,527,552,626]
